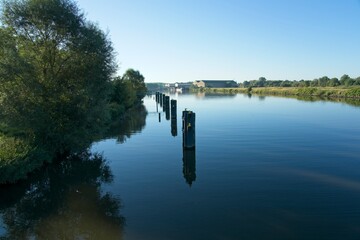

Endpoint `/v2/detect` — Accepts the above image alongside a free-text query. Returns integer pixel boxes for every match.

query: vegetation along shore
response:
[192,76,360,98]
[0,0,147,184]
[197,86,360,99]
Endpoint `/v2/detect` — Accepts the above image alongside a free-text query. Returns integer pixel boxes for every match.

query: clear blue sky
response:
[76,0,360,83]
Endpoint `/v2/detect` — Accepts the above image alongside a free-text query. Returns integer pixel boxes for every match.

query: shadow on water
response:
[102,104,147,144]
[0,104,148,239]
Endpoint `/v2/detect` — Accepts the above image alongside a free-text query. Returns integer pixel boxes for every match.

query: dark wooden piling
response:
[156,92,160,102]
[171,99,177,119]
[165,96,170,120]
[162,94,166,109]
[182,110,195,149]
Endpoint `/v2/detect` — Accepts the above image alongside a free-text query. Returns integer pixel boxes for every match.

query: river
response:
[1,93,360,240]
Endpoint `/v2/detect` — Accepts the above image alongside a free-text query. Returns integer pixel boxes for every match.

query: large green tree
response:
[121,68,147,101]
[108,69,147,120]
[0,0,117,154]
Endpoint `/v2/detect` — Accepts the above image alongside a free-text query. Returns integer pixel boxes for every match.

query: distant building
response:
[193,80,238,88]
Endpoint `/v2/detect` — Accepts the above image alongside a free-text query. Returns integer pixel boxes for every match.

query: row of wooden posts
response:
[155,92,195,149]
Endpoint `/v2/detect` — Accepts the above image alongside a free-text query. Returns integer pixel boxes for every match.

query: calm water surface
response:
[1,93,360,239]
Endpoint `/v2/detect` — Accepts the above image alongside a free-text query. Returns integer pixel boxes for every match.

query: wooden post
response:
[165,96,170,120]
[162,94,166,108]
[182,110,195,149]
[171,99,177,119]
[171,117,177,137]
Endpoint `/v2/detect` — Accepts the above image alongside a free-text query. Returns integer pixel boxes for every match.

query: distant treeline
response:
[146,83,166,92]
[239,75,360,88]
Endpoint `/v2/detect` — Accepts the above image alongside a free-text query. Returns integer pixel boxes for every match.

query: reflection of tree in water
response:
[104,104,147,144]
[0,152,125,240]
[196,92,237,99]
[252,94,360,108]
[295,95,360,108]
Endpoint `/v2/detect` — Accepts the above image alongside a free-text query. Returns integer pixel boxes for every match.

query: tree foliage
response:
[0,0,149,184]
[0,0,122,184]
[121,68,147,101]
[109,68,147,119]
[0,0,117,155]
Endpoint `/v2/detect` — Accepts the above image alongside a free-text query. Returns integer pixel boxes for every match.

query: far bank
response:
[192,87,360,99]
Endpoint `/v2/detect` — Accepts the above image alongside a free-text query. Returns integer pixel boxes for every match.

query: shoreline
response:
[192,87,360,99]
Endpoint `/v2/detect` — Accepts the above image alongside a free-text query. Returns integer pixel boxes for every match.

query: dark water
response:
[1,93,360,239]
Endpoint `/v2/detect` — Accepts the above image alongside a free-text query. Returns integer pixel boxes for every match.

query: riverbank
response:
[194,87,360,98]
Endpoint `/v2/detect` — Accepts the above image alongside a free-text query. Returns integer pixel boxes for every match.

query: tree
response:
[328,78,340,87]
[0,0,117,155]
[242,81,250,88]
[258,77,266,87]
[109,76,137,118]
[340,74,351,86]
[318,76,330,87]
[311,79,319,87]
[355,77,360,86]
[121,69,147,102]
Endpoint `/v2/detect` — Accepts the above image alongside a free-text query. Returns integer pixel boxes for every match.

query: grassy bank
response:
[195,87,360,98]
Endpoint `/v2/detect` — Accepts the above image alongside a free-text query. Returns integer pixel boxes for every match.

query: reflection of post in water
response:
[170,99,177,136]
[171,117,177,136]
[182,149,196,186]
[159,112,161,123]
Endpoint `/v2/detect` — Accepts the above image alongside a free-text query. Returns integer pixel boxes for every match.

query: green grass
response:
[194,87,360,98]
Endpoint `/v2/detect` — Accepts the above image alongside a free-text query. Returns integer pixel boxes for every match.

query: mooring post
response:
[156,92,159,102]
[182,110,195,149]
[162,94,166,109]
[171,99,177,119]
[159,93,163,107]
[165,96,170,120]
[165,96,170,109]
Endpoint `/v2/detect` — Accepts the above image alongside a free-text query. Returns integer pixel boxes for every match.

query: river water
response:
[1,93,360,239]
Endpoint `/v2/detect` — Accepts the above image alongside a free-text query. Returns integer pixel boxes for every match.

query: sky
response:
[75,0,360,83]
